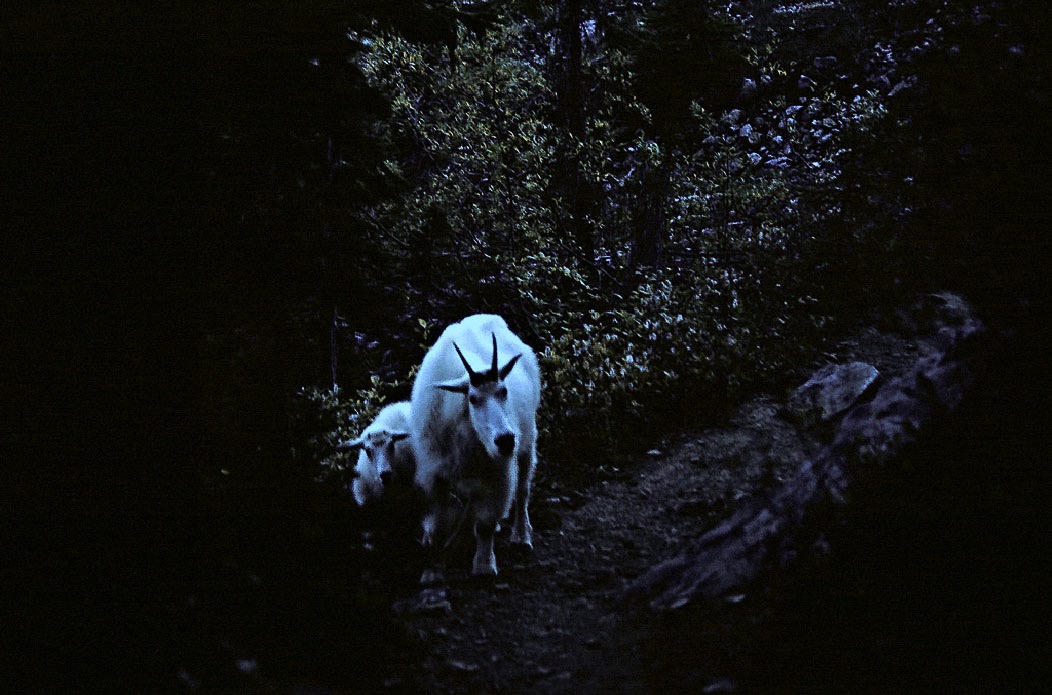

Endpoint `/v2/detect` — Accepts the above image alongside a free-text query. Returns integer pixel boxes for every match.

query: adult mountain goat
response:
[336,401,414,506]
[411,314,541,576]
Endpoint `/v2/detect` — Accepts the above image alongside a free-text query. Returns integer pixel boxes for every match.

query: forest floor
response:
[383,320,929,693]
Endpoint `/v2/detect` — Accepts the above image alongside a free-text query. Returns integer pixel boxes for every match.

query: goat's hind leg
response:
[418,505,448,585]
[470,498,500,576]
[419,483,455,585]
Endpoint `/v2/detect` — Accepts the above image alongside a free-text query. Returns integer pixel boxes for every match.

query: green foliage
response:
[289,0,911,477]
[672,89,889,257]
[535,264,826,463]
[352,20,561,296]
[538,274,716,451]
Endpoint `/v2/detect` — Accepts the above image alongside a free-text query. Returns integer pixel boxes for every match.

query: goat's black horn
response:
[490,333,499,379]
[452,341,477,380]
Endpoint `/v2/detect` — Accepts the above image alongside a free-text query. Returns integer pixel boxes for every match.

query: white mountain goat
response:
[411,314,541,576]
[336,401,414,506]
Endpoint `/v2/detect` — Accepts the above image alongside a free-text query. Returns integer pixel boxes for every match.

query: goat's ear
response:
[390,431,409,442]
[434,377,470,394]
[499,353,522,379]
[335,436,364,451]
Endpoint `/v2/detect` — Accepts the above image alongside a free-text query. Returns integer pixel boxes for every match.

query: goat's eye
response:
[497,386,508,399]
[468,394,480,406]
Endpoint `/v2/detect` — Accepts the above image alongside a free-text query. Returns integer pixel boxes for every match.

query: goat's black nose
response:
[379,471,393,485]
[495,434,515,457]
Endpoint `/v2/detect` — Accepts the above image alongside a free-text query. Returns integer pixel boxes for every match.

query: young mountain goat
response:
[336,401,414,506]
[411,314,541,576]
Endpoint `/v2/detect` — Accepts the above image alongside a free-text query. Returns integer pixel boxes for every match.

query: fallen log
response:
[625,293,985,611]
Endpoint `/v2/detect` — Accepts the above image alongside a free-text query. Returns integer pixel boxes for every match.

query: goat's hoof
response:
[419,568,445,586]
[470,560,498,578]
[509,533,534,550]
[467,569,498,587]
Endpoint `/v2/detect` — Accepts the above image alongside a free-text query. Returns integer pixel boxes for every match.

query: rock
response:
[445,659,479,674]
[739,77,758,101]
[786,362,880,428]
[887,75,919,99]
[703,677,739,693]
[798,74,816,90]
[895,291,976,340]
[813,55,839,70]
[392,587,452,615]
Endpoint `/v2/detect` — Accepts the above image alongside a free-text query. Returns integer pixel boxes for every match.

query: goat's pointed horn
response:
[490,333,499,379]
[452,341,476,377]
[453,341,484,386]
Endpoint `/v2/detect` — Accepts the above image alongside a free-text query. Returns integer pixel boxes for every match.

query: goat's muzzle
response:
[495,433,515,457]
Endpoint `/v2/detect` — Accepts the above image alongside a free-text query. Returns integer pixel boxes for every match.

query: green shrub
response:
[289,1,902,481]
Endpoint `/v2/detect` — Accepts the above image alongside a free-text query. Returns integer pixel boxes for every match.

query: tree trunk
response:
[555,0,594,262]
[631,158,669,269]
[625,294,985,610]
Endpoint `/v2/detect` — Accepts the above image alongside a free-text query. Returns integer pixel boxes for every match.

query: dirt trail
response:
[386,326,923,693]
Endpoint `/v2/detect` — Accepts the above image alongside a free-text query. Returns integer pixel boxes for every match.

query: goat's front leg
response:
[509,447,535,549]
